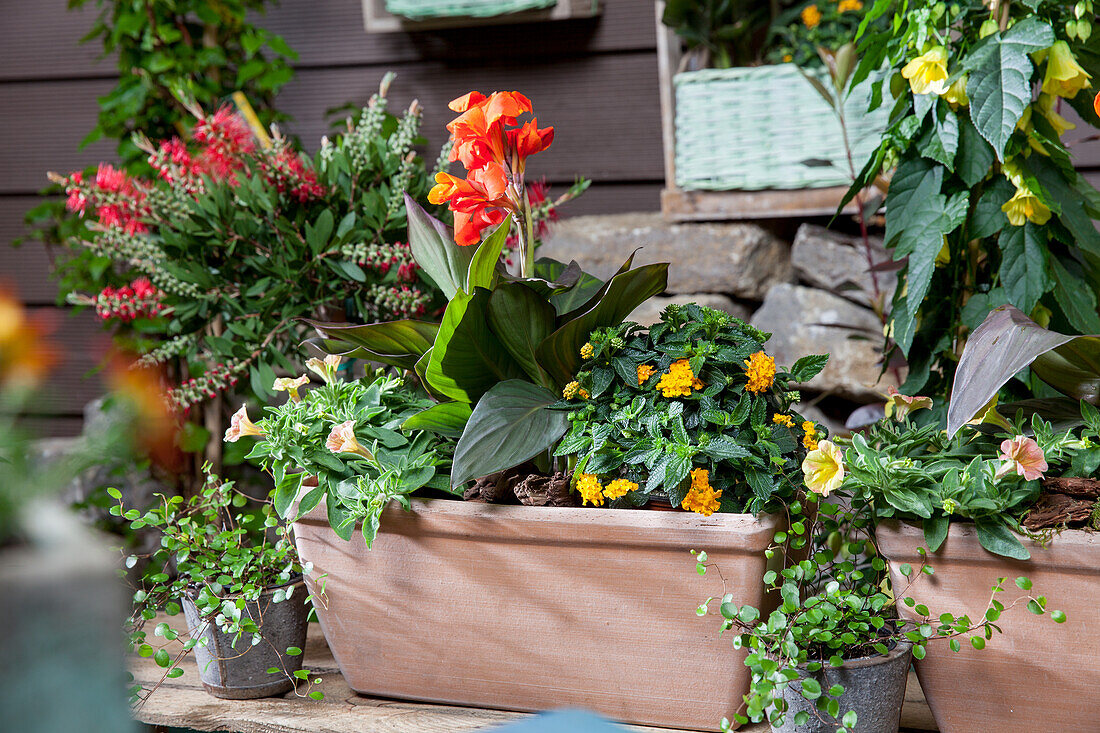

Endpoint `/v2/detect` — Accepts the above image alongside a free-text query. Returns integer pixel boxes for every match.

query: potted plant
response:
[847,0,1100,398]
[659,0,890,192]
[115,469,321,702]
[695,458,1057,733]
[229,90,828,730]
[854,304,1097,732]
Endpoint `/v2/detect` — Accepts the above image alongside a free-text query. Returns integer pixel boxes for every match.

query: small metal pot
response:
[771,640,913,733]
[180,577,309,699]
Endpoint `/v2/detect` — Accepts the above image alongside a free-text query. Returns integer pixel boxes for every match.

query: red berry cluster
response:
[94,278,165,322]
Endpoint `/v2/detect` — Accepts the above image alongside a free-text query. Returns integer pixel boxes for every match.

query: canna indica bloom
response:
[802,440,845,497]
[325,420,373,459]
[1042,41,1091,99]
[884,386,933,421]
[995,435,1048,481]
[224,405,263,442]
[273,374,310,402]
[306,354,342,384]
[902,46,950,96]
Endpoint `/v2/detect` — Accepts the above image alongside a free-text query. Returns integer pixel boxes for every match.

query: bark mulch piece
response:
[513,471,576,507]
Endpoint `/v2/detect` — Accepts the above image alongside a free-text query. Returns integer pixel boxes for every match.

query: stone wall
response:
[542,215,900,427]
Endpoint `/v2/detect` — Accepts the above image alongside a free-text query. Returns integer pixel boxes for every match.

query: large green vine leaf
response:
[450,380,568,487]
[998,222,1050,315]
[884,157,943,248]
[962,17,1054,159]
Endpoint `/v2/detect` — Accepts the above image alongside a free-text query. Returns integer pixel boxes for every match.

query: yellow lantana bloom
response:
[603,478,637,501]
[772,413,795,428]
[744,351,776,393]
[657,359,697,398]
[1042,41,1091,100]
[681,468,722,516]
[802,440,845,497]
[580,342,594,360]
[801,4,822,28]
[838,0,863,11]
[575,473,604,507]
[637,363,656,385]
[902,46,950,96]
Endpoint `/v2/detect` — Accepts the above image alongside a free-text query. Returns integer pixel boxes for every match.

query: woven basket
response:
[384,0,556,19]
[673,64,889,191]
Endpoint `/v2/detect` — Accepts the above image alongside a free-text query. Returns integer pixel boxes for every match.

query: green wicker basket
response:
[673,64,889,191]
[385,0,556,19]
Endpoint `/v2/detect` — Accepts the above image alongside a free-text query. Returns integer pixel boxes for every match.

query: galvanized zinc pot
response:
[771,640,913,733]
[877,520,1100,732]
[294,498,781,731]
[181,577,309,699]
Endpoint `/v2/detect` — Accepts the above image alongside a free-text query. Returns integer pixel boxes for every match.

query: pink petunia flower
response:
[995,435,1048,482]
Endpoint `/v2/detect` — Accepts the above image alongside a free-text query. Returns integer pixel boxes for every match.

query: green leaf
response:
[487,282,557,384]
[884,157,942,248]
[975,518,1030,560]
[536,262,669,385]
[963,18,1055,157]
[923,515,949,552]
[402,402,472,439]
[286,646,303,656]
[1050,258,1100,334]
[426,289,524,403]
[466,220,509,292]
[154,649,171,668]
[451,381,569,487]
[302,319,438,371]
[919,104,959,169]
[947,305,1100,435]
[273,470,305,519]
[970,178,1013,239]
[957,112,996,188]
[789,354,829,382]
[998,222,1050,314]
[305,209,334,254]
[405,194,476,300]
[799,677,822,700]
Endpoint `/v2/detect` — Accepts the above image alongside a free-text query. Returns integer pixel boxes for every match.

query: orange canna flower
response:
[437,90,553,247]
[1094,91,1100,118]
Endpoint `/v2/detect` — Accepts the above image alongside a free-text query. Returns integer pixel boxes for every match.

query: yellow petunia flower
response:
[1042,41,1091,100]
[1002,183,1052,226]
[902,46,950,96]
[325,420,374,459]
[575,472,604,507]
[802,440,845,497]
[224,405,264,442]
[681,468,722,516]
[944,75,969,108]
[273,374,310,402]
[603,478,637,500]
[744,351,776,394]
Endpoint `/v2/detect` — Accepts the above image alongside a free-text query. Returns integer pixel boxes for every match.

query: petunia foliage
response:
[848,1,1100,398]
[551,304,828,514]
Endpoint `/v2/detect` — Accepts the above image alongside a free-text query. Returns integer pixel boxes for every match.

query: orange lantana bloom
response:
[429,90,554,247]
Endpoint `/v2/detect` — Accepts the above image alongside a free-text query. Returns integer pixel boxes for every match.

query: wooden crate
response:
[654,1,883,222]
[362,0,600,33]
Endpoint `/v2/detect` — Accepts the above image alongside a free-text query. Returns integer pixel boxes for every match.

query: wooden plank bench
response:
[129,615,938,732]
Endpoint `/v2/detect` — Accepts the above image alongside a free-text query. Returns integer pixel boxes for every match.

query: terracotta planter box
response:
[877,520,1100,733]
[293,499,780,731]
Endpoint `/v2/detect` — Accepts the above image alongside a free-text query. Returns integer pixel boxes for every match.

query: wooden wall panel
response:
[0,0,655,82]
[21,307,111,415]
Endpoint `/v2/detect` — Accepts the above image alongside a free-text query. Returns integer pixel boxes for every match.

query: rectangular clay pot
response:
[293,499,780,731]
[876,520,1100,733]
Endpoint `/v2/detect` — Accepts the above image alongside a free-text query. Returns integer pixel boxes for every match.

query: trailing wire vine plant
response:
[113,469,325,705]
[693,481,1065,730]
[846,0,1100,398]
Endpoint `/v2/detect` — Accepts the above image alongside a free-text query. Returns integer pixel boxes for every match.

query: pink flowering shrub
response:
[52,77,444,411]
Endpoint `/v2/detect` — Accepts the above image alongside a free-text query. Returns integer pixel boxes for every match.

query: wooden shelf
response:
[362,0,600,34]
[130,614,938,732]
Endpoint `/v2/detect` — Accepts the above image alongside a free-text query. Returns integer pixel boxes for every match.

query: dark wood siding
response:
[0,0,664,434]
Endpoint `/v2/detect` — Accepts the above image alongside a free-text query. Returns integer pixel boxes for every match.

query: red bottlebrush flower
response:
[64,171,87,214]
[94,278,164,322]
[94,164,129,193]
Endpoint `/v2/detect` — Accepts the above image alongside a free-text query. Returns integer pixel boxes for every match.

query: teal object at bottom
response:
[385,0,557,19]
[673,64,890,191]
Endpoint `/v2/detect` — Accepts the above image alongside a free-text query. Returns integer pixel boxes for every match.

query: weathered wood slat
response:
[129,613,937,733]
[0,55,663,194]
[0,0,656,82]
[0,196,65,306]
[22,307,110,415]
